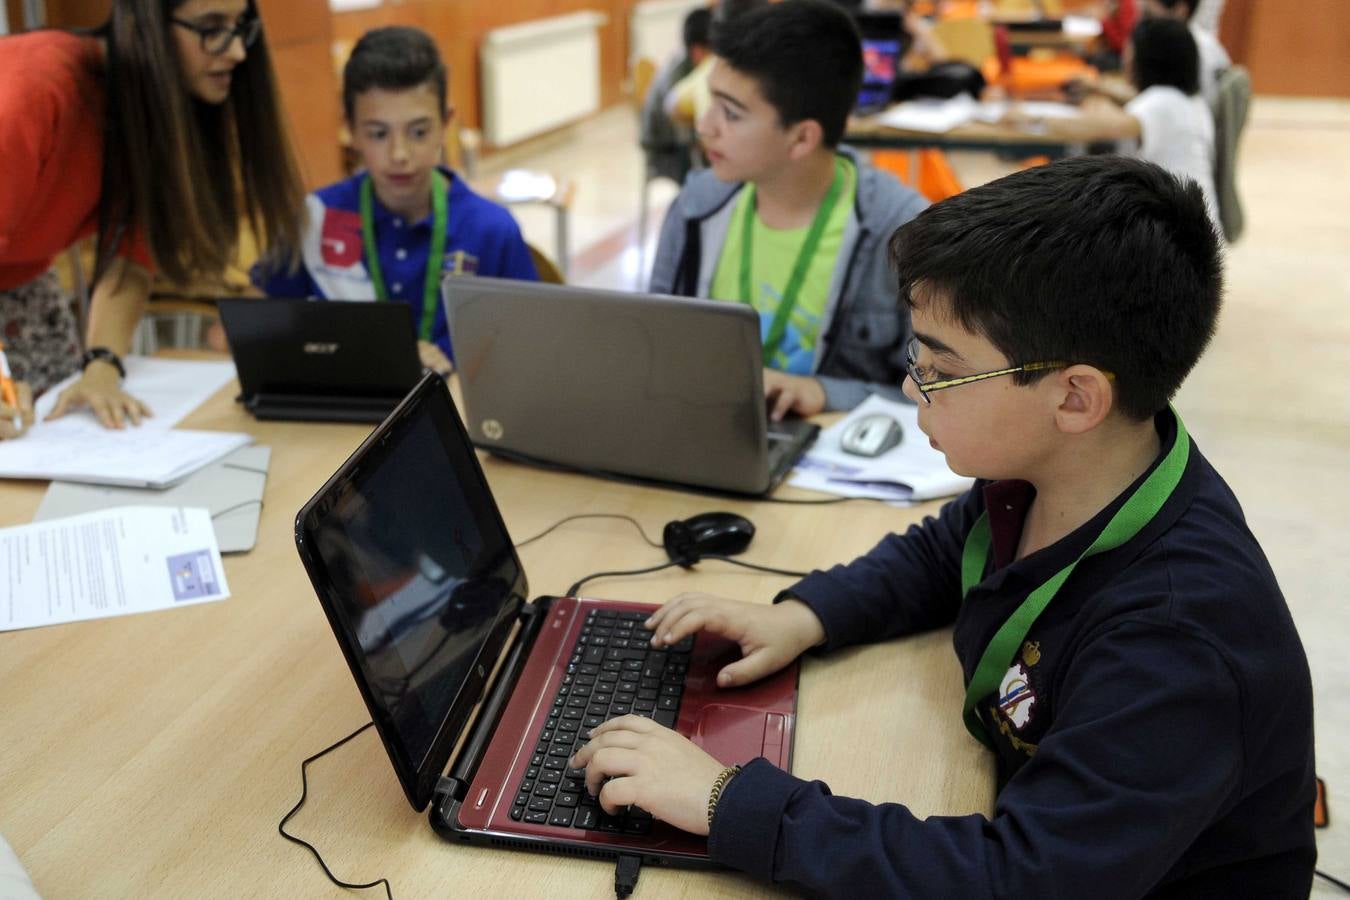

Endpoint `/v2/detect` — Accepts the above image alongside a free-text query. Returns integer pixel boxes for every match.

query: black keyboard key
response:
[597,814,624,833]
[534,783,558,798]
[658,695,680,710]
[539,769,561,784]
[623,818,652,835]
[529,797,552,813]
[655,710,677,729]
[510,805,524,821]
[555,792,579,808]
[574,806,598,829]
[549,808,575,828]
[524,811,548,825]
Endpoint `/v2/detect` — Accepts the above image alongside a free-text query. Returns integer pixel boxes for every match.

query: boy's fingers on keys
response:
[597,776,640,814]
[578,746,641,797]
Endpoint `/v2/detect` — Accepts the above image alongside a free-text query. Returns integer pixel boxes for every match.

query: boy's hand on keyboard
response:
[646,594,825,688]
[762,369,826,421]
[570,714,724,836]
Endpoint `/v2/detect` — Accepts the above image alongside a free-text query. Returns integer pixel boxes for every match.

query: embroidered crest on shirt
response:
[445,249,479,276]
[996,641,1041,731]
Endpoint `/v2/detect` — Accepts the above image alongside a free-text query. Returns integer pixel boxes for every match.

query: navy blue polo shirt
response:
[252,166,537,360]
[709,408,1316,897]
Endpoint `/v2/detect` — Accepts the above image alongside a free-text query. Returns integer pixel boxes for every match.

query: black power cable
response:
[278,722,394,899]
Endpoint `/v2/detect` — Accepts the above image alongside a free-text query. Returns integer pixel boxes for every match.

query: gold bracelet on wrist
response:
[706,764,742,831]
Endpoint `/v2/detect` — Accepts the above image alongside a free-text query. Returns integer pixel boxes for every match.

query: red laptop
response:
[294,372,799,867]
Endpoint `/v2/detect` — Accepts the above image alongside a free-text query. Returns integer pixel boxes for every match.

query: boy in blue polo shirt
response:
[574,156,1317,895]
[254,27,536,373]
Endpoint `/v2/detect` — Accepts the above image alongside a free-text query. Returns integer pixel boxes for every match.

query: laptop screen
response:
[854,12,908,112]
[297,376,527,802]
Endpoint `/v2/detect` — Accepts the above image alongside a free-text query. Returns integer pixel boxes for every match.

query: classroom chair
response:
[870,148,965,203]
[526,242,566,285]
[1213,65,1251,243]
[633,55,660,267]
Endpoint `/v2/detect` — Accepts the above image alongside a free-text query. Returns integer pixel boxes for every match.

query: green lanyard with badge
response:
[359,170,449,343]
[739,157,846,366]
[959,409,1191,749]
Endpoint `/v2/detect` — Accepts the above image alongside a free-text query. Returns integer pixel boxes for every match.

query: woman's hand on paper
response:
[46,361,152,429]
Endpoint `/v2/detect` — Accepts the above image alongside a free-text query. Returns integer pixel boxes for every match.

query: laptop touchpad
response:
[689,706,790,769]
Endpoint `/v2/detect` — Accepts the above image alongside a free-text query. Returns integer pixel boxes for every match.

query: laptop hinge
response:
[444,596,557,789]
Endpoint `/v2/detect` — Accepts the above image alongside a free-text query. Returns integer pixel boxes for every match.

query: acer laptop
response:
[444,280,819,496]
[217,298,422,423]
[295,372,798,867]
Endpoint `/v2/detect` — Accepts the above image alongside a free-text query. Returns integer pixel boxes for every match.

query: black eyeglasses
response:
[904,337,1070,404]
[172,15,261,56]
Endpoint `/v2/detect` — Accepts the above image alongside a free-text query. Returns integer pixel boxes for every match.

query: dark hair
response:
[713,0,862,147]
[96,0,305,286]
[683,7,713,52]
[342,26,448,122]
[1130,16,1200,96]
[1148,0,1197,20]
[889,156,1222,421]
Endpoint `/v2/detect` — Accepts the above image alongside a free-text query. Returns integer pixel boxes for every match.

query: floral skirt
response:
[0,269,80,396]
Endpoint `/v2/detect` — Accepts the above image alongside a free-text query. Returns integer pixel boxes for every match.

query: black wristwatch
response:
[81,346,126,379]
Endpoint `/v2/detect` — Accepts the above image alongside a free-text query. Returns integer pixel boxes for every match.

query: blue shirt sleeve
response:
[708,625,1246,898]
[250,256,322,299]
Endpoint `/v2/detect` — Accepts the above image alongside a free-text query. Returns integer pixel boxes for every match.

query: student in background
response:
[1021,19,1219,229]
[640,7,712,185]
[649,0,928,420]
[253,27,536,374]
[1093,0,1138,71]
[665,0,769,131]
[576,155,1316,896]
[1139,0,1231,106]
[0,0,305,437]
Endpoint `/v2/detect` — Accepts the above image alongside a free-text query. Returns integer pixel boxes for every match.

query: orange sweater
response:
[0,30,150,291]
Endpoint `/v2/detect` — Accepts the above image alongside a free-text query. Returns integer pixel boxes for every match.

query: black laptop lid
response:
[295,373,528,810]
[219,298,422,400]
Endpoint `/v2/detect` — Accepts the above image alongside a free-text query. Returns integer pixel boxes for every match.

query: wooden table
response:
[849,110,1082,158]
[0,375,994,898]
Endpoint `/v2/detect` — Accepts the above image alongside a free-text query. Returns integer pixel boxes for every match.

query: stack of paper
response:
[789,395,974,504]
[0,357,251,488]
[0,506,230,632]
[875,94,980,133]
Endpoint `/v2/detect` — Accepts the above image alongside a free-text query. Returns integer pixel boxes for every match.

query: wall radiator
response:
[629,0,708,69]
[480,10,608,148]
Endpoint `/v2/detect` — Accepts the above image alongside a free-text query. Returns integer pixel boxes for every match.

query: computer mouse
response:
[662,512,756,565]
[839,413,903,458]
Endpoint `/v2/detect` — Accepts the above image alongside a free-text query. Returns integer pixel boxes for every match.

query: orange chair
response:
[871,148,965,204]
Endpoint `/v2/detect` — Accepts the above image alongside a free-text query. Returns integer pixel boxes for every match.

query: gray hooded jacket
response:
[648,148,928,410]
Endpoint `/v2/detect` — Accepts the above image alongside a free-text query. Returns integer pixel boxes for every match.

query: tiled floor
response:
[486,97,1350,885]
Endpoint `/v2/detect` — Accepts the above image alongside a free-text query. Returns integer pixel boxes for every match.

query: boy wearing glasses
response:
[254,27,536,374]
[573,156,1317,895]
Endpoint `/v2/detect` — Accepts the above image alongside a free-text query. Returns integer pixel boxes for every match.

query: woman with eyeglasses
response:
[0,0,304,439]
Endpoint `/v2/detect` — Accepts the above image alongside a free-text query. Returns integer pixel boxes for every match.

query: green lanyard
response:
[959,409,1191,749]
[359,170,449,342]
[739,157,846,366]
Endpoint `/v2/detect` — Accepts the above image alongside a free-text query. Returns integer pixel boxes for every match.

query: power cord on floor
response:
[278,721,394,900]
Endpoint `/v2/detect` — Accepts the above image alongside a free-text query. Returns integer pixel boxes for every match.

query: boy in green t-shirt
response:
[649,0,927,420]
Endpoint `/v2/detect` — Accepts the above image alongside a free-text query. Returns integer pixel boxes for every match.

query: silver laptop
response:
[444,280,818,495]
